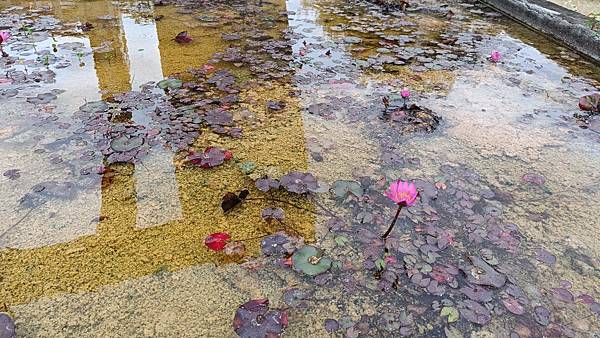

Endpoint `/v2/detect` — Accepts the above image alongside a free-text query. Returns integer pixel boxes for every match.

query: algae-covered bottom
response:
[0,0,599,337]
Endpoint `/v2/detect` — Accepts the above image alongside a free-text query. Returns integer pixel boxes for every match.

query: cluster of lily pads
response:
[200,158,599,337]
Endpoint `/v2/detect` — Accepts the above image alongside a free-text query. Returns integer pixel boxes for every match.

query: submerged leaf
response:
[0,313,15,338]
[224,241,245,256]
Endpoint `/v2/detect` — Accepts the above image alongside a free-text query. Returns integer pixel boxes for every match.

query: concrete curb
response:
[480,0,600,62]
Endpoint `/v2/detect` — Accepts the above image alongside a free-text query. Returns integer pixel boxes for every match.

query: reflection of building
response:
[0,0,313,307]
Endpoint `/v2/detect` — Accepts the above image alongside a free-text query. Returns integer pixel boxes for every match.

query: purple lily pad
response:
[324,318,339,333]
[3,169,20,180]
[502,297,525,315]
[280,171,318,194]
[188,147,232,168]
[261,231,294,256]
[466,256,506,288]
[255,178,280,192]
[459,300,491,325]
[535,248,556,265]
[261,207,285,222]
[551,288,574,303]
[460,285,493,303]
[233,299,288,338]
[577,294,595,305]
[534,306,551,326]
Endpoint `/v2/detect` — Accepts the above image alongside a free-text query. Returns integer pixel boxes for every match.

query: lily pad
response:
[292,245,332,276]
[578,93,600,112]
[233,299,288,338]
[330,180,364,200]
[110,136,143,153]
[157,78,183,90]
[440,306,459,323]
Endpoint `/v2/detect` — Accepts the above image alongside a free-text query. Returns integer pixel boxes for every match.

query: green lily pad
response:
[157,78,183,90]
[330,180,363,200]
[440,306,459,323]
[375,258,386,271]
[110,135,143,152]
[292,245,332,276]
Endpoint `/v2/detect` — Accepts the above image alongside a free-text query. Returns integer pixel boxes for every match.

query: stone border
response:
[480,0,600,62]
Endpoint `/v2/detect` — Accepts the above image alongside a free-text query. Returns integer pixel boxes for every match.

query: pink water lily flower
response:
[400,88,410,98]
[490,50,501,63]
[385,179,418,206]
[0,32,10,43]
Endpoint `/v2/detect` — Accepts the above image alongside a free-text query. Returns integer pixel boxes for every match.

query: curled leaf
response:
[204,232,231,251]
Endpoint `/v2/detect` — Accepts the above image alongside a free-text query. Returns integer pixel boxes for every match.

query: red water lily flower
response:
[204,232,231,251]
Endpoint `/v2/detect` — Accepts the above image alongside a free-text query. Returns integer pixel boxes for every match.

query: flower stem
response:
[382,204,403,239]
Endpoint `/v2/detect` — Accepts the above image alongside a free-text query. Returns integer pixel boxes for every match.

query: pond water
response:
[0,0,599,337]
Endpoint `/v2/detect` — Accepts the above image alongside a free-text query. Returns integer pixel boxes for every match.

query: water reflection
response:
[0,0,314,307]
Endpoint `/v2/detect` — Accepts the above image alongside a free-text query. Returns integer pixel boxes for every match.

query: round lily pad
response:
[157,78,183,90]
[330,180,364,199]
[292,245,332,276]
[110,136,144,153]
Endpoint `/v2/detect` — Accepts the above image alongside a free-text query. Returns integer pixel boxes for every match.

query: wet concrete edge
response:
[365,0,600,63]
[480,0,600,62]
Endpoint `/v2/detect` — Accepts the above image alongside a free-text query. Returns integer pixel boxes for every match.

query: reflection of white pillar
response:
[0,36,103,249]
[121,14,182,228]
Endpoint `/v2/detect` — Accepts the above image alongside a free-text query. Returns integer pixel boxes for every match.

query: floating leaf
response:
[534,306,551,326]
[224,241,245,256]
[551,288,574,303]
[255,177,280,192]
[188,147,232,168]
[157,78,183,90]
[440,306,459,323]
[204,232,231,251]
[501,297,525,315]
[175,31,192,44]
[459,300,491,325]
[261,207,285,222]
[292,245,332,276]
[330,180,364,200]
[535,248,556,265]
[578,93,600,112]
[110,135,143,153]
[375,258,386,271]
[261,231,294,256]
[233,299,288,338]
[324,319,339,333]
[280,171,318,194]
[3,169,20,180]
[466,256,506,288]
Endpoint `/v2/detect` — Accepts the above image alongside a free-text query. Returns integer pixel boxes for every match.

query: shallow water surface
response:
[0,0,599,337]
